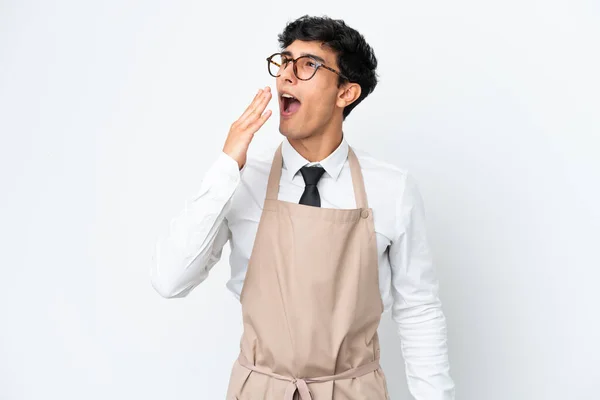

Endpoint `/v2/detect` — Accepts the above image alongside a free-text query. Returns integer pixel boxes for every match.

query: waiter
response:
[151,15,455,400]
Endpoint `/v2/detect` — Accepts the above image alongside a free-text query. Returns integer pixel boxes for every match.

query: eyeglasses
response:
[266,52,349,81]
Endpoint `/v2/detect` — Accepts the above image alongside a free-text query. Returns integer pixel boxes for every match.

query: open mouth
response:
[280,94,301,117]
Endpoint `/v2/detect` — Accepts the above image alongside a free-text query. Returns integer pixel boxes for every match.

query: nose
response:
[278,61,296,84]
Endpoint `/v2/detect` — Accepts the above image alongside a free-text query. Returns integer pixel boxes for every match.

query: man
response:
[151,15,455,400]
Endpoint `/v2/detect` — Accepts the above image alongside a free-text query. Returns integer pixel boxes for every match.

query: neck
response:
[287,119,344,163]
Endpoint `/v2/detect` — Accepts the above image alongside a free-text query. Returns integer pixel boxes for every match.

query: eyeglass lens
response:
[268,54,318,80]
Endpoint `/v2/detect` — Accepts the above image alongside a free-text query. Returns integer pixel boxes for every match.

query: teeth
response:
[282,93,296,99]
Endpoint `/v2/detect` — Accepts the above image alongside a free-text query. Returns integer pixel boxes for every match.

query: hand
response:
[223,86,273,170]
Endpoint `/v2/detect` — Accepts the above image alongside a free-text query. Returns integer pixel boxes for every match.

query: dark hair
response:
[277,15,378,120]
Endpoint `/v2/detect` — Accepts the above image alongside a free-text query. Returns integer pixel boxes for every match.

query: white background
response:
[1,1,599,399]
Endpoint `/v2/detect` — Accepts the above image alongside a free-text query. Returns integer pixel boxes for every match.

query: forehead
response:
[282,40,337,65]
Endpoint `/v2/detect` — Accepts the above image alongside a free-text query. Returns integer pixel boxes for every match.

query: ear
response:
[336,82,362,108]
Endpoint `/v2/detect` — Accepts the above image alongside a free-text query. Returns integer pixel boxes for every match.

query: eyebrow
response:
[281,50,326,64]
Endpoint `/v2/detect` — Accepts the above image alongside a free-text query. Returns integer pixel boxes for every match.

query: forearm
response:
[150,152,241,298]
[393,299,455,400]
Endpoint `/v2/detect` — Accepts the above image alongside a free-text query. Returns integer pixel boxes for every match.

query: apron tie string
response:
[284,378,312,400]
[237,353,381,400]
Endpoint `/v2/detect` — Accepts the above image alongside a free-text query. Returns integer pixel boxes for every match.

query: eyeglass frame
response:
[266,52,349,82]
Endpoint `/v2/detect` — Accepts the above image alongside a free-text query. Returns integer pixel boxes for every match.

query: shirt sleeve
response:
[150,151,245,298]
[387,172,456,400]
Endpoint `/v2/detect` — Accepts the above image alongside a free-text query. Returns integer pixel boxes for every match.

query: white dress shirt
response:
[151,135,455,400]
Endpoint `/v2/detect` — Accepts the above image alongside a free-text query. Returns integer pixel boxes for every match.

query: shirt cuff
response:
[217,151,244,181]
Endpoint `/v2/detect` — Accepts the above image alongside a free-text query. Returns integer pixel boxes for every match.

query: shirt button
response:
[361,209,369,219]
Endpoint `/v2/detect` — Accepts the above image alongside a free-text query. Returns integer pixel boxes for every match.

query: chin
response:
[278,123,295,138]
[279,126,310,141]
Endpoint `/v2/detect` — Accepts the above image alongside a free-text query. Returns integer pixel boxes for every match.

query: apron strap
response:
[347,147,368,209]
[237,353,381,400]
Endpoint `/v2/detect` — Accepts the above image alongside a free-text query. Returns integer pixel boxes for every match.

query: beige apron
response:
[226,142,390,400]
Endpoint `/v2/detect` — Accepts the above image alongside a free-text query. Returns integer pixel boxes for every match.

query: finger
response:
[240,90,272,127]
[235,89,263,124]
[249,89,272,119]
[239,87,270,122]
[249,109,272,132]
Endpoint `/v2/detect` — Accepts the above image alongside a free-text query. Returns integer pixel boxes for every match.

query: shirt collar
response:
[281,133,349,182]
